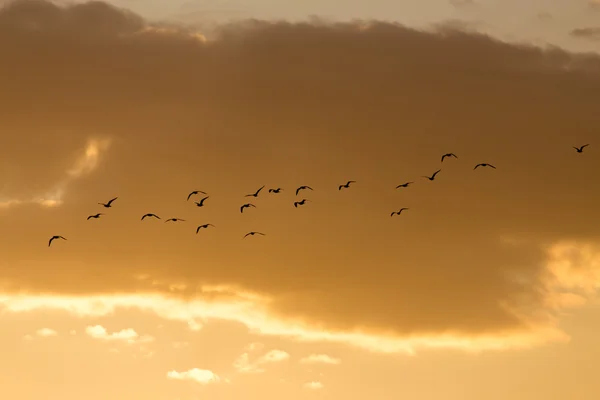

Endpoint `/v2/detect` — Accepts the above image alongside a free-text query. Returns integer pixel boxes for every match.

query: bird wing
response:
[48,237,55,246]
[489,164,496,169]
[187,192,195,200]
[87,216,92,220]
[474,164,481,169]
[258,232,265,235]
[390,212,395,217]
[200,196,209,204]
[107,197,118,205]
[196,226,201,234]
[307,186,313,190]
[441,154,447,162]
[243,233,251,238]
[432,170,441,177]
[296,187,302,195]
[583,144,590,148]
[256,185,265,195]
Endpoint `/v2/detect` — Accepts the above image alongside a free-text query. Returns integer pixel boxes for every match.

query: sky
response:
[0,0,600,399]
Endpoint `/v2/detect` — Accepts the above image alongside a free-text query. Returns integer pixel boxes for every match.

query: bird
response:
[423,170,441,181]
[338,181,356,190]
[573,144,589,153]
[396,182,414,189]
[240,203,256,213]
[196,224,215,234]
[296,185,313,195]
[87,213,103,220]
[243,231,265,239]
[474,163,496,170]
[245,185,265,198]
[187,190,207,201]
[391,208,409,217]
[294,199,310,208]
[48,235,67,247]
[441,153,458,162]
[269,188,283,193]
[194,196,209,207]
[165,218,185,223]
[98,197,118,208]
[141,213,160,221]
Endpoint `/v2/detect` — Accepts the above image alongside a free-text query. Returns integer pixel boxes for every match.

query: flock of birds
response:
[47,144,591,247]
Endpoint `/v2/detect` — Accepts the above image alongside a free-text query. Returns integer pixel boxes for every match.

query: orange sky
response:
[1,1,600,399]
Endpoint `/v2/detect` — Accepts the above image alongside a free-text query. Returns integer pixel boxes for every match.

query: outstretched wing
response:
[107,197,118,205]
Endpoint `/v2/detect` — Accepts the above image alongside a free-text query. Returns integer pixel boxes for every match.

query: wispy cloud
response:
[299,354,341,365]
[233,349,290,373]
[166,368,221,385]
[35,328,58,337]
[304,381,324,390]
[84,325,154,344]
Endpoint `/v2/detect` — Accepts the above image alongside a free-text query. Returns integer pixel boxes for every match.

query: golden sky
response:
[1,0,600,399]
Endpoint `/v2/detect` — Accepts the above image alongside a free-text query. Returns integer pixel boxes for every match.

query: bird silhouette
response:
[141,213,160,220]
[48,235,67,247]
[296,186,313,195]
[573,144,589,153]
[338,181,356,190]
[396,182,414,189]
[423,170,441,181]
[194,196,209,207]
[441,153,458,162]
[165,218,185,223]
[187,190,207,201]
[269,188,283,193]
[98,197,118,208]
[391,208,409,217]
[245,185,265,198]
[294,199,310,208]
[474,163,496,170]
[243,231,265,239]
[196,224,215,233]
[240,203,256,213]
[87,213,103,220]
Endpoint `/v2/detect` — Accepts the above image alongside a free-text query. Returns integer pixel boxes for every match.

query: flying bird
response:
[98,197,118,208]
[294,199,310,208]
[87,213,103,220]
[240,203,256,213]
[441,153,458,162]
[196,224,215,234]
[296,186,313,195]
[391,208,409,217]
[396,182,414,189]
[245,185,265,198]
[269,188,283,193]
[48,235,67,247]
[474,163,496,170]
[422,170,441,181]
[338,181,356,190]
[194,196,209,207]
[187,190,207,201]
[243,231,265,239]
[165,218,185,223]
[141,213,160,220]
[573,144,589,153]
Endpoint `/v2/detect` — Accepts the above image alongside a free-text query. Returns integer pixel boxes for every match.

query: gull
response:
[422,170,441,181]
[165,218,185,223]
[338,181,356,190]
[396,182,414,189]
[441,153,458,162]
[573,144,589,153]
[241,203,256,213]
[98,197,118,208]
[87,213,103,220]
[194,196,209,207]
[141,213,160,221]
[48,235,67,247]
[294,199,310,208]
[245,185,265,198]
[243,231,265,239]
[196,224,215,234]
[187,190,207,201]
[296,186,313,195]
[269,188,283,193]
[474,163,496,170]
[391,208,409,217]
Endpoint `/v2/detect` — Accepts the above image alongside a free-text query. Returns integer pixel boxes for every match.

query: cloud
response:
[84,325,154,344]
[299,354,341,365]
[35,327,58,337]
[233,349,290,373]
[0,0,600,354]
[166,368,221,385]
[570,27,600,41]
[304,381,324,390]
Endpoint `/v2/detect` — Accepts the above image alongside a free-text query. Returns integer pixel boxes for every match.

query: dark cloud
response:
[1,0,600,339]
[570,27,600,41]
